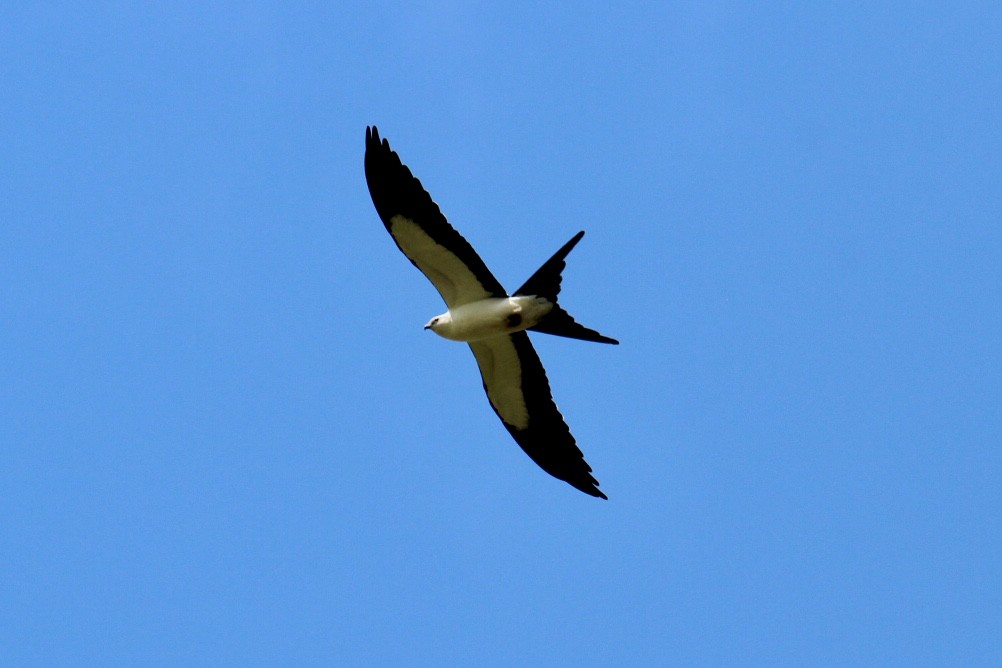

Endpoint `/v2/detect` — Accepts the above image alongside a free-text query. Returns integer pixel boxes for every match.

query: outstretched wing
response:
[364,126,507,308]
[468,332,606,499]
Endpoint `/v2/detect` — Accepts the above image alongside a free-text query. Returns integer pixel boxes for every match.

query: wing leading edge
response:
[469,333,606,499]
[364,126,506,307]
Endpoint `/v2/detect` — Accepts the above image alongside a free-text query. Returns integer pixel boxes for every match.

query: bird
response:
[364,126,617,499]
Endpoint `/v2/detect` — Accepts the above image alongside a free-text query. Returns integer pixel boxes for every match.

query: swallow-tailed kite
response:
[364,126,617,499]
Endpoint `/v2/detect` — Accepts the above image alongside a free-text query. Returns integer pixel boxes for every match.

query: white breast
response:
[432,296,553,342]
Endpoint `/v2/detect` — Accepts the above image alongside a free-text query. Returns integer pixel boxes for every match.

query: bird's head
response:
[424,313,451,335]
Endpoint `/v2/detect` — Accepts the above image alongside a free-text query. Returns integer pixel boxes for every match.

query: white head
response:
[424,312,452,336]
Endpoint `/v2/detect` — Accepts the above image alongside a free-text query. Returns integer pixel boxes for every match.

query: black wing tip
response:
[365,125,387,150]
[565,468,607,499]
[580,484,608,500]
[549,467,607,499]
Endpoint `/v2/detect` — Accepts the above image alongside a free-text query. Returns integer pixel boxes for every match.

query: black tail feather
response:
[530,306,619,344]
[515,231,619,345]
[514,231,584,300]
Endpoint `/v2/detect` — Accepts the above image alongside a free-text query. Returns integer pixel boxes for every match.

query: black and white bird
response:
[364,127,617,499]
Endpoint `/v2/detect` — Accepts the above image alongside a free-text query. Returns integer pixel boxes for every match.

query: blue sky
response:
[2,2,1000,665]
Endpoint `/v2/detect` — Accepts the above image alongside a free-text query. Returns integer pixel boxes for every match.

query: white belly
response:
[432,296,553,342]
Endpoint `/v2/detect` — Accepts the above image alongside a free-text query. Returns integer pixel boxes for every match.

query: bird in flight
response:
[364,126,617,499]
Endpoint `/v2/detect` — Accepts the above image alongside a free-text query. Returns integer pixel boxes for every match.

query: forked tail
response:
[514,231,619,345]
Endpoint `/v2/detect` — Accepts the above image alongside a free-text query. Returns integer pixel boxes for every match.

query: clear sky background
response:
[2,3,1000,666]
